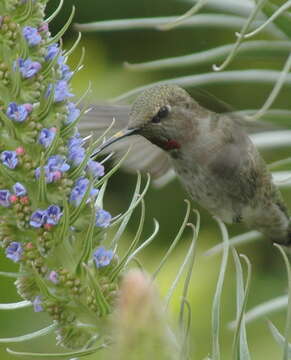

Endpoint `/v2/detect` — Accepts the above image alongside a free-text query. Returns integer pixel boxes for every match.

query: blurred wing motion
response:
[79,104,174,187]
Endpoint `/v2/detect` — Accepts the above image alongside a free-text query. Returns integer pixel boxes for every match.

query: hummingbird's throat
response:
[153,137,181,151]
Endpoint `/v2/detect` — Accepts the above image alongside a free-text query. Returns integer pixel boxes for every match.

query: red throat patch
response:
[164,139,181,151]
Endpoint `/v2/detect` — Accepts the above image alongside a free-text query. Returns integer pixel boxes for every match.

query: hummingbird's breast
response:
[172,152,237,223]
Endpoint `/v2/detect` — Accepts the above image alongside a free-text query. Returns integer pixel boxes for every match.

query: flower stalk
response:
[0,0,125,352]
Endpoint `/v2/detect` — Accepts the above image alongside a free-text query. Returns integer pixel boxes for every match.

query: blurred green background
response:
[1,0,291,359]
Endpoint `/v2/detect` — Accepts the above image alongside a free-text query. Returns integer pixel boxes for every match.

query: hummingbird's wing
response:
[79,105,174,186]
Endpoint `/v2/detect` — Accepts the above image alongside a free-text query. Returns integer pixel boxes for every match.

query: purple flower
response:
[54,80,73,102]
[58,56,73,81]
[69,177,89,206]
[6,102,32,123]
[86,160,104,178]
[16,58,41,78]
[47,155,70,173]
[48,270,59,284]
[46,205,63,225]
[65,102,80,124]
[46,44,59,61]
[68,146,85,166]
[38,128,56,148]
[93,247,114,268]
[13,182,27,196]
[95,209,111,228]
[30,209,48,228]
[67,135,86,166]
[35,155,70,183]
[0,190,11,207]
[67,135,83,150]
[33,296,43,312]
[1,151,18,169]
[69,177,98,206]
[34,166,60,184]
[5,242,23,262]
[22,26,41,46]
[60,64,73,81]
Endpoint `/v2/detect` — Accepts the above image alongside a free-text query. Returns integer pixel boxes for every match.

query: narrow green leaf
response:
[158,0,208,30]
[204,231,261,257]
[213,0,268,71]
[274,244,291,360]
[110,173,150,228]
[6,343,106,358]
[0,110,17,138]
[229,295,287,329]
[65,32,82,57]
[57,197,70,246]
[16,0,33,23]
[261,1,291,38]
[111,70,291,103]
[179,215,200,358]
[165,224,197,308]
[47,7,76,46]
[83,264,111,316]
[268,321,291,357]
[0,324,56,343]
[211,218,230,360]
[76,205,96,273]
[45,0,65,23]
[152,199,191,279]
[37,154,48,204]
[125,41,291,71]
[247,52,291,121]
[38,83,55,121]
[110,172,141,248]
[72,46,85,74]
[74,15,269,33]
[0,271,25,278]
[125,218,159,265]
[0,300,31,310]
[179,212,200,326]
[242,0,291,39]
[231,250,251,360]
[94,147,132,188]
[110,199,146,281]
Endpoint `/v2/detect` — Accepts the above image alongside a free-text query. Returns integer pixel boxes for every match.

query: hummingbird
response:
[86,84,291,245]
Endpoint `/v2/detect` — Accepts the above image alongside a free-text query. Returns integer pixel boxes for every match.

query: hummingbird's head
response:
[127,84,201,152]
[92,84,204,158]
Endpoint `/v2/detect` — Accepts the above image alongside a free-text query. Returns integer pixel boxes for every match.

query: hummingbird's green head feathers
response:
[128,84,199,151]
[129,84,193,128]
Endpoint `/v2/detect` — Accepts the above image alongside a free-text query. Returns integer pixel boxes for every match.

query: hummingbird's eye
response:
[151,105,171,124]
[158,105,170,118]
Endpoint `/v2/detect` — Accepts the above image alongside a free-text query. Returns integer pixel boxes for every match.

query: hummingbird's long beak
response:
[91,127,138,159]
